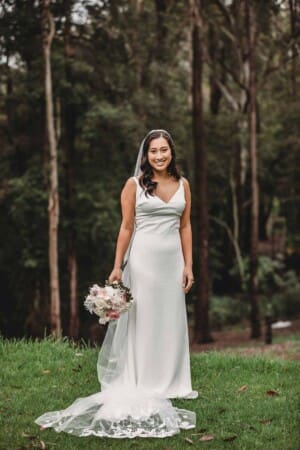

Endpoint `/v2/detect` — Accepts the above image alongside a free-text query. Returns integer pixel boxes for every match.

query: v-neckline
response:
[154,178,182,205]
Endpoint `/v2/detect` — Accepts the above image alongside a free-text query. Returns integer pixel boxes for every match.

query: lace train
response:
[35,386,196,438]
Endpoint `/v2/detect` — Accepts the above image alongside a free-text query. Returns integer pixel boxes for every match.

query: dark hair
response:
[139,129,181,197]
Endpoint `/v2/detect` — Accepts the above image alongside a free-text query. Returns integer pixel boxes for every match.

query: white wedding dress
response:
[35,176,198,438]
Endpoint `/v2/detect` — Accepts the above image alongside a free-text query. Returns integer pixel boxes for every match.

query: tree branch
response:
[210,214,245,282]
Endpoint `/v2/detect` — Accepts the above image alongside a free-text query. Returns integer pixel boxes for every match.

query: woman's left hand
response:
[182,266,194,293]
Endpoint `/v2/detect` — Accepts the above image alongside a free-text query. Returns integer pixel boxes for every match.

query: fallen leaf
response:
[259,418,273,425]
[199,434,214,441]
[238,384,247,393]
[0,406,9,412]
[72,364,82,372]
[266,390,279,396]
[41,370,50,374]
[185,437,194,444]
[222,434,237,442]
[75,352,83,357]
[39,440,46,449]
[21,432,37,440]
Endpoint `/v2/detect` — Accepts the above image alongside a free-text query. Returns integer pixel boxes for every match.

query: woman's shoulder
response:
[124,176,139,184]
[122,177,138,193]
[180,175,190,186]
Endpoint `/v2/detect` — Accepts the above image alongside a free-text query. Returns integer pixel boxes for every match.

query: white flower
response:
[104,286,115,298]
[90,284,101,296]
[99,316,108,325]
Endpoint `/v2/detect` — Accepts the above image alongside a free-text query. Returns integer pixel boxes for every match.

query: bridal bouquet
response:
[84,280,134,324]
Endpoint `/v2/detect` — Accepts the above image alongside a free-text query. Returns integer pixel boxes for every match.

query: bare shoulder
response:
[181,176,191,203]
[181,177,190,189]
[124,177,137,188]
[121,177,137,198]
[181,176,190,188]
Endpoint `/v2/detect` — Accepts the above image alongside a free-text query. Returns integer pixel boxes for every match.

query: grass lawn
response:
[0,337,299,450]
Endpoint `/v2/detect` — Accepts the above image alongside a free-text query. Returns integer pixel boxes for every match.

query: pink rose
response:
[119,293,126,304]
[108,311,120,320]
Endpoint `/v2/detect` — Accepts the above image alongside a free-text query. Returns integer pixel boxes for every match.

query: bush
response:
[261,288,300,321]
[209,295,249,330]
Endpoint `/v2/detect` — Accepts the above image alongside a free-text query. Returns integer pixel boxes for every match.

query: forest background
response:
[0,0,299,344]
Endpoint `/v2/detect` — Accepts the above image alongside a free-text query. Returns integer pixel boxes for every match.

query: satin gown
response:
[124,176,197,398]
[35,175,198,438]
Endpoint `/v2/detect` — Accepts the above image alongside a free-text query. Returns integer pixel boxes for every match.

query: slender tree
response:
[246,0,260,338]
[190,0,213,343]
[155,0,167,116]
[62,0,79,339]
[207,0,251,267]
[289,0,299,97]
[40,0,61,336]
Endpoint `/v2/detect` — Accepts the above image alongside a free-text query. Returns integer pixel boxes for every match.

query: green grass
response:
[273,332,300,343]
[0,338,299,450]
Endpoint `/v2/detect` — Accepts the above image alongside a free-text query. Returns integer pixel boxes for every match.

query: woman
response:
[35,129,198,439]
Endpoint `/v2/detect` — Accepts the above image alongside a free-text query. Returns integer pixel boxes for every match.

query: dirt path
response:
[190,318,300,361]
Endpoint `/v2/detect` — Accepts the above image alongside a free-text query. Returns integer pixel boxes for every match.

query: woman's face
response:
[147,136,172,173]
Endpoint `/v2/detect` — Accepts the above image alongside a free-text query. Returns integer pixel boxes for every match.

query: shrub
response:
[209,295,249,330]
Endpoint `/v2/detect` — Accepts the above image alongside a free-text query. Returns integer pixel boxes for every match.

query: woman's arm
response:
[180,177,194,293]
[108,178,136,283]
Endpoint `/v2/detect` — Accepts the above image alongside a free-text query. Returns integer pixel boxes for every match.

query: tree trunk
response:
[208,24,223,115]
[235,116,248,253]
[63,0,79,339]
[155,0,167,116]
[41,0,61,336]
[190,0,213,344]
[68,242,78,338]
[247,0,260,338]
[289,0,298,97]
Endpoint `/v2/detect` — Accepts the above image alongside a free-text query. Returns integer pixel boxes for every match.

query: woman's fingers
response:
[108,269,122,284]
[108,272,115,284]
[183,273,194,293]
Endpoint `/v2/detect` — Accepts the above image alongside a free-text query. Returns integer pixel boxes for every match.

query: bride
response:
[35,129,198,438]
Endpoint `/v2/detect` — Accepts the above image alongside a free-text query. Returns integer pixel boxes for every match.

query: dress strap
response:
[131,176,139,187]
[131,176,142,193]
[131,177,143,203]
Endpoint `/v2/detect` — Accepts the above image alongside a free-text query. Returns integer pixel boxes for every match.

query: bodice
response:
[132,176,186,235]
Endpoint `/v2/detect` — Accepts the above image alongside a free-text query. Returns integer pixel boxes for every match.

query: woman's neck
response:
[151,170,172,182]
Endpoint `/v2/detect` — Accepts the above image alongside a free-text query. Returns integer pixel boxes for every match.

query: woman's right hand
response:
[108,267,123,284]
